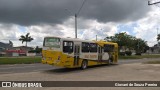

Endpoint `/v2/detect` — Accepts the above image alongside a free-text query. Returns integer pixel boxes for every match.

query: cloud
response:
[133,6,160,46]
[78,20,118,40]
[0,0,150,26]
[0,23,25,46]
[0,0,157,47]
[0,17,118,47]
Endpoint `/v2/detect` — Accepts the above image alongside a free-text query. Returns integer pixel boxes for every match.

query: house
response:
[12,46,34,51]
[0,41,13,56]
[5,50,26,56]
[5,46,34,57]
[9,46,34,56]
[152,43,160,53]
[147,42,160,54]
[0,41,13,50]
[0,40,34,56]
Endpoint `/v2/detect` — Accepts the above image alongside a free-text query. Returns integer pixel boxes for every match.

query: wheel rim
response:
[108,59,112,64]
[109,59,111,64]
[82,61,87,69]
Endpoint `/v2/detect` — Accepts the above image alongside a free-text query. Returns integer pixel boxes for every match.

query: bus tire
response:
[81,60,88,69]
[108,57,113,65]
[108,59,111,65]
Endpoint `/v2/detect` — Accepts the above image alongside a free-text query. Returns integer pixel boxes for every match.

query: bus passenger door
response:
[98,46,102,62]
[74,45,80,66]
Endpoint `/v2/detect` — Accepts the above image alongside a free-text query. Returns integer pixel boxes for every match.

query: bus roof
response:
[44,36,94,43]
[95,40,118,47]
[44,36,118,47]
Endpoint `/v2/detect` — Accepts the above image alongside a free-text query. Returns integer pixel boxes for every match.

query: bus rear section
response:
[42,37,77,68]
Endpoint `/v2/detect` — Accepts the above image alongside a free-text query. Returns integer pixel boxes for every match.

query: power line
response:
[65,0,87,38]
[77,0,87,15]
[148,0,160,5]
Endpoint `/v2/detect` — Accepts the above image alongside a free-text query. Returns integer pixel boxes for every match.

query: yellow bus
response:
[42,37,118,69]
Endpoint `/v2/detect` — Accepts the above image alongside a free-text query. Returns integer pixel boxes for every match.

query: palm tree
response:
[19,33,34,47]
[157,34,160,41]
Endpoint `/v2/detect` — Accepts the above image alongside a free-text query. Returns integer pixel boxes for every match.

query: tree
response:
[19,33,34,47]
[157,34,160,41]
[28,46,42,53]
[35,46,42,53]
[104,32,148,55]
[104,32,134,49]
[133,38,148,54]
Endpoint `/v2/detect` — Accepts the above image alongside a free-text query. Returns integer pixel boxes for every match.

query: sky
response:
[0,0,160,47]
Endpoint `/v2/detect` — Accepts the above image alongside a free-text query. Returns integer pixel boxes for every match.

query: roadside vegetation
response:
[105,32,149,55]
[119,54,160,59]
[0,57,41,65]
[144,60,160,64]
[105,32,160,60]
[1,54,160,65]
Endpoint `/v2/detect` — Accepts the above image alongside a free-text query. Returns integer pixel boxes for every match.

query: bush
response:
[135,50,141,55]
[125,51,132,56]
[28,50,36,53]
[119,52,125,56]
[135,53,141,56]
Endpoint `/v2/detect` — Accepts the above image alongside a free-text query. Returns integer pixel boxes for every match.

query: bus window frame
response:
[63,41,74,53]
[89,43,98,53]
[82,42,90,53]
[43,37,61,48]
[104,44,114,52]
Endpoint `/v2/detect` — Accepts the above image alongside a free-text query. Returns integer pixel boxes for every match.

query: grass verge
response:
[119,54,160,60]
[143,60,160,64]
[1,54,160,64]
[0,57,41,65]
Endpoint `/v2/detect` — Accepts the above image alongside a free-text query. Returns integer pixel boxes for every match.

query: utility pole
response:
[157,28,159,37]
[96,35,97,41]
[75,14,77,38]
[157,28,159,47]
[148,0,160,5]
[137,39,140,51]
[65,0,87,38]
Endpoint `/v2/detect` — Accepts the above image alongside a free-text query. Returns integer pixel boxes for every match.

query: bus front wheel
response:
[81,60,88,69]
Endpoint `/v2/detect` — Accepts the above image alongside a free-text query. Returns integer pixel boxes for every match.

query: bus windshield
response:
[43,38,60,48]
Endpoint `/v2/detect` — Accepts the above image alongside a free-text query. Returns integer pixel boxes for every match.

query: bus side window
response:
[82,42,90,52]
[90,43,97,52]
[63,41,73,53]
[104,44,114,52]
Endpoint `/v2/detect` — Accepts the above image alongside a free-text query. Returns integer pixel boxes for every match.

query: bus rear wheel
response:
[81,60,87,69]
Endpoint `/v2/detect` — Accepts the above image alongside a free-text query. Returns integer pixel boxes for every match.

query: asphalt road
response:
[0,63,56,74]
[0,58,160,74]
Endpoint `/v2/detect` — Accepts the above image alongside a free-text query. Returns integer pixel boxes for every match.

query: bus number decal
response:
[90,55,97,58]
[84,55,89,58]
